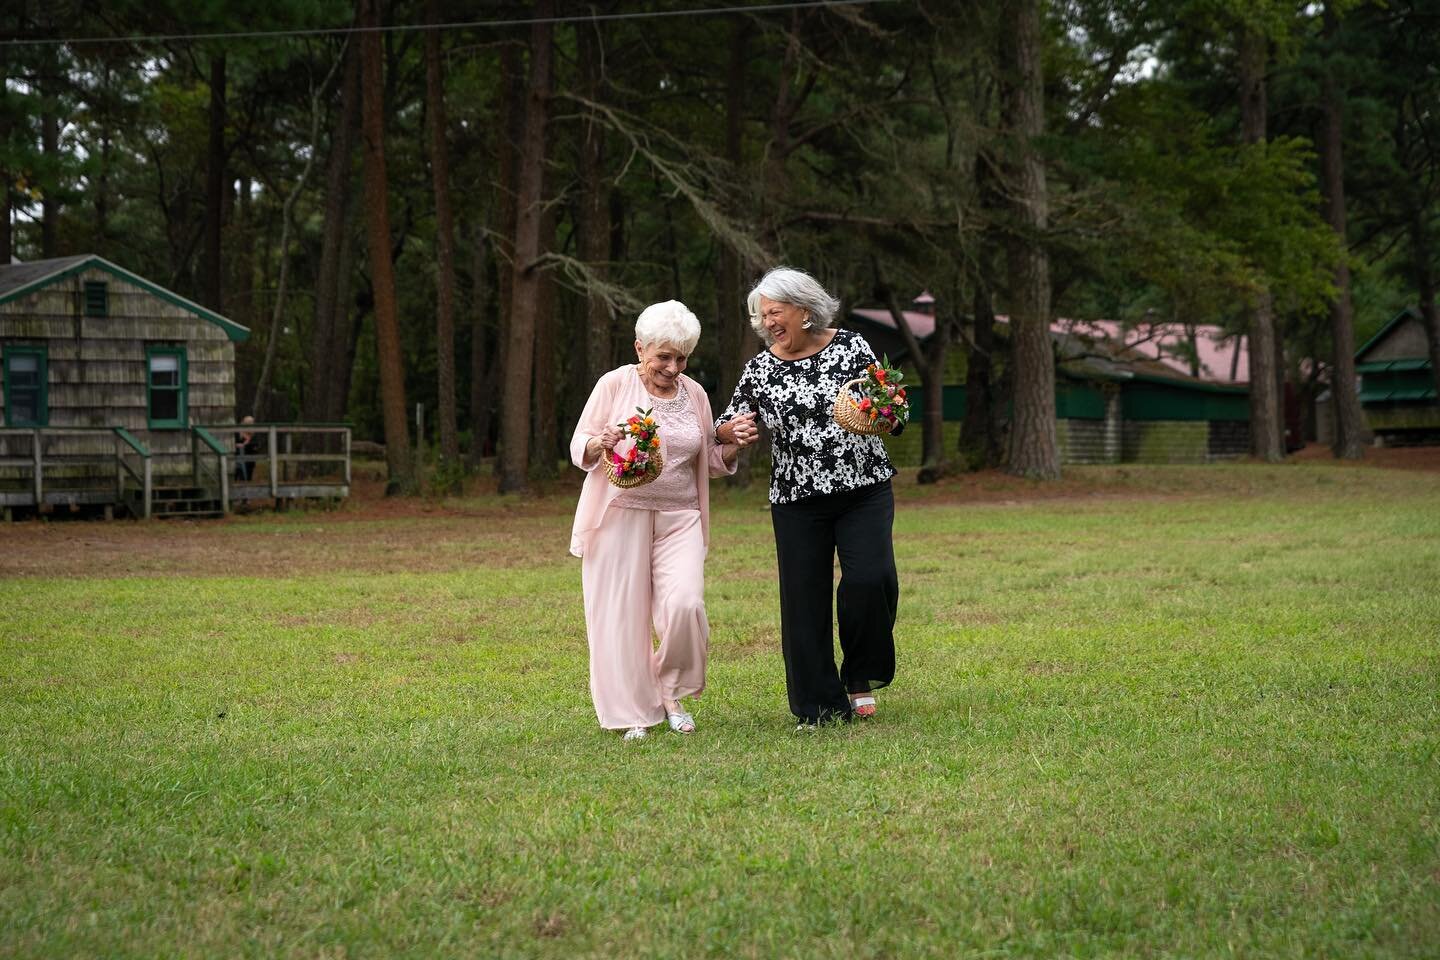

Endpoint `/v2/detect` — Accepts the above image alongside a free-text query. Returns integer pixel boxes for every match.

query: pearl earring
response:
[801,317,813,330]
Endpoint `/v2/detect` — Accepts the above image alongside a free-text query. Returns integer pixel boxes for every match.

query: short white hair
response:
[634,300,701,355]
[747,266,842,344]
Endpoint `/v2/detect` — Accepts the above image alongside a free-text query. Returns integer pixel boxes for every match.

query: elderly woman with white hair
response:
[569,300,758,740]
[715,267,900,728]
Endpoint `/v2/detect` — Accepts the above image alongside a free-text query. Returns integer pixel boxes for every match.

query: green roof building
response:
[1355,307,1439,444]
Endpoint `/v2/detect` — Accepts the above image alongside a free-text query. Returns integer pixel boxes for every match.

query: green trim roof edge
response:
[1126,371,1249,394]
[1355,306,1421,361]
[0,255,251,342]
[1357,358,1432,373]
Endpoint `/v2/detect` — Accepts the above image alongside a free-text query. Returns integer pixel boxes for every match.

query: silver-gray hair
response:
[746,266,842,344]
[634,300,701,355]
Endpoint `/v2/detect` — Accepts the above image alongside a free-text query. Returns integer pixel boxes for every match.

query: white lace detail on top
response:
[613,380,701,512]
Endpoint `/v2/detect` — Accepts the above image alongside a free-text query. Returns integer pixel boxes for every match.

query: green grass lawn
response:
[2,463,1438,958]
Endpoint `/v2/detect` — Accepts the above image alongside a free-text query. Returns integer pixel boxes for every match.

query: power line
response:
[1,0,896,48]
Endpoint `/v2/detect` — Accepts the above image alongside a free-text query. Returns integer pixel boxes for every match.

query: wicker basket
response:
[833,378,895,436]
[604,447,665,488]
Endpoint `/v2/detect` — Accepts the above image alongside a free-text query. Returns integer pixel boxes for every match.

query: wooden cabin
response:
[1355,307,1440,445]
[845,300,1251,466]
[0,255,350,518]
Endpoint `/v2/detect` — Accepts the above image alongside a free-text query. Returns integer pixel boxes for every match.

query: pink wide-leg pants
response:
[581,507,708,730]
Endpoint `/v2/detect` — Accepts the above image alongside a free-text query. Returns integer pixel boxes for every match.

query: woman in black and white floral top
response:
[716,267,900,728]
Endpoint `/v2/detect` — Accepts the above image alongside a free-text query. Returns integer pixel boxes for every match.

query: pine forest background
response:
[2,0,1438,490]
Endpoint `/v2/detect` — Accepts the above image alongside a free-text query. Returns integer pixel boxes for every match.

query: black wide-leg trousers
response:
[770,480,898,722]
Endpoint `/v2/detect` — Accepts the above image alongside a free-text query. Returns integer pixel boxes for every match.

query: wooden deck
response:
[0,424,350,519]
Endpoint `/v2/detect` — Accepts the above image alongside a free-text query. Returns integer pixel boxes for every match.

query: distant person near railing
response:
[235,416,257,482]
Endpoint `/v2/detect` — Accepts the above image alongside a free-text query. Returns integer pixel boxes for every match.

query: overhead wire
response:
[1,0,897,48]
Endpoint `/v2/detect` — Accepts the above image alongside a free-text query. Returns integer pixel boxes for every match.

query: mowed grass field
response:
[2,459,1438,958]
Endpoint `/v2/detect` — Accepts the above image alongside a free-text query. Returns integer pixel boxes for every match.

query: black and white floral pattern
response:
[717,328,897,504]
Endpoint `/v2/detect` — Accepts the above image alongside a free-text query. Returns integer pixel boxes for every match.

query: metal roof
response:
[1357,358,1431,374]
[1359,385,1438,403]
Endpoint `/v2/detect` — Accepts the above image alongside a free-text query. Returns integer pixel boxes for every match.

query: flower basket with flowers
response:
[833,355,910,435]
[605,407,665,488]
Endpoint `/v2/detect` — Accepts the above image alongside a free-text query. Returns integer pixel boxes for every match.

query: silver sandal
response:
[665,710,695,734]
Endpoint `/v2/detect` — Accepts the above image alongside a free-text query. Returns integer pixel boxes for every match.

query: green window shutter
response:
[3,345,48,427]
[146,345,187,429]
[84,281,109,317]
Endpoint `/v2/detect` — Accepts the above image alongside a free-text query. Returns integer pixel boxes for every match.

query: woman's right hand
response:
[598,426,624,451]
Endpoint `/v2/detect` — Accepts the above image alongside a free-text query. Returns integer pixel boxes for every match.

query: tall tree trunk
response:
[94,64,112,248]
[467,223,493,467]
[40,52,59,259]
[231,178,255,413]
[203,53,226,312]
[1239,29,1283,461]
[877,267,946,475]
[425,0,460,474]
[0,31,9,265]
[499,1,554,494]
[307,41,361,424]
[1319,4,1367,459]
[1395,97,1440,404]
[719,20,758,487]
[531,195,558,480]
[577,18,613,388]
[960,281,1001,470]
[359,0,414,493]
[492,42,523,475]
[1411,211,1440,405]
[1000,0,1059,479]
[719,18,750,401]
[760,13,804,251]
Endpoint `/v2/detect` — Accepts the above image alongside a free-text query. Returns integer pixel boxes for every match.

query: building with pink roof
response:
[844,294,1253,465]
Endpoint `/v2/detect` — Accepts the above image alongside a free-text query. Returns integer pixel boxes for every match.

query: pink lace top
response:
[614,380,702,512]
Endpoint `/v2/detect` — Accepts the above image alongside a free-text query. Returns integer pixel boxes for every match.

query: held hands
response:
[720,412,758,447]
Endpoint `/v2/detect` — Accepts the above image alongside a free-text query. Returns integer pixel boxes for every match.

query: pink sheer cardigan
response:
[569,365,736,558]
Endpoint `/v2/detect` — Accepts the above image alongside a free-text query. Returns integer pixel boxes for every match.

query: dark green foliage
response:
[4,1,1433,464]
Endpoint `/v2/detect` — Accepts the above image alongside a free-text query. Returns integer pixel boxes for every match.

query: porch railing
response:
[218,423,351,502]
[191,426,230,515]
[0,423,348,519]
[114,427,153,519]
[0,427,153,518]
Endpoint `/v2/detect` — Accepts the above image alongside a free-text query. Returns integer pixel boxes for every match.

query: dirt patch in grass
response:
[0,508,570,580]
[1289,442,1440,472]
[3,447,1435,580]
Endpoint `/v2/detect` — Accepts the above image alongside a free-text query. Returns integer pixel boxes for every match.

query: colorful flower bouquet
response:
[605,407,664,488]
[834,356,909,435]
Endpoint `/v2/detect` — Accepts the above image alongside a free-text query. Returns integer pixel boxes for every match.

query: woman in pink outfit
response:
[570,301,758,741]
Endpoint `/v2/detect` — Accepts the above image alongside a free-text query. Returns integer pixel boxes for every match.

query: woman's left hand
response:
[723,412,758,447]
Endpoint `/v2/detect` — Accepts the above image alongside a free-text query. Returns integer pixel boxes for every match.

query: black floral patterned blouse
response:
[717,328,898,504]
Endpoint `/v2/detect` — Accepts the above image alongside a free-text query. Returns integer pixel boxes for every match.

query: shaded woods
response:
[3,1,1437,489]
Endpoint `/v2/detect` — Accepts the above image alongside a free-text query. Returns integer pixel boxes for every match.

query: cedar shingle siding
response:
[0,257,245,482]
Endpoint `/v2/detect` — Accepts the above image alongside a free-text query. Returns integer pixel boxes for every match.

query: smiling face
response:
[635,340,688,395]
[758,296,810,352]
